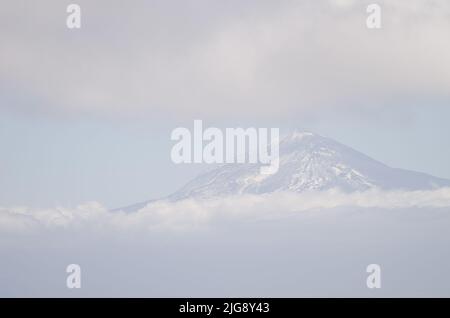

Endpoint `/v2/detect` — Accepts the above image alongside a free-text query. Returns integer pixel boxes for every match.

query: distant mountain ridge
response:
[118,131,450,212]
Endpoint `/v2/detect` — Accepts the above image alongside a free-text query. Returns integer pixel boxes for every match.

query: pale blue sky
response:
[1,102,449,208]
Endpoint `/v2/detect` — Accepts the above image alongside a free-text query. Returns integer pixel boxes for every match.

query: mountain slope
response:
[118,131,450,211]
[169,131,450,200]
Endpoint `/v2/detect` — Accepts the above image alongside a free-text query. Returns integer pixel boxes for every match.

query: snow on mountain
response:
[118,131,450,211]
[168,131,450,201]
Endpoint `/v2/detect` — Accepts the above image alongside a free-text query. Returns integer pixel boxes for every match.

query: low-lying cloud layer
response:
[2,188,450,232]
[2,190,450,297]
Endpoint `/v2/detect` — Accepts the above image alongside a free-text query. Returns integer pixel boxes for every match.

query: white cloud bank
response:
[2,188,450,232]
[2,188,450,297]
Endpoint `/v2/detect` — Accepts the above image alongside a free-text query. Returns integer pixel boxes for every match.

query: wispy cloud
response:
[1,0,449,119]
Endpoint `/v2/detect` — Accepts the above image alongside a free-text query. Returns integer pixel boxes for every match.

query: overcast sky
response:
[1,0,450,207]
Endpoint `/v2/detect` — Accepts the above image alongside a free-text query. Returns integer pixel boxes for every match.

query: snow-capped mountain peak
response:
[168,131,450,201]
[117,131,450,211]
